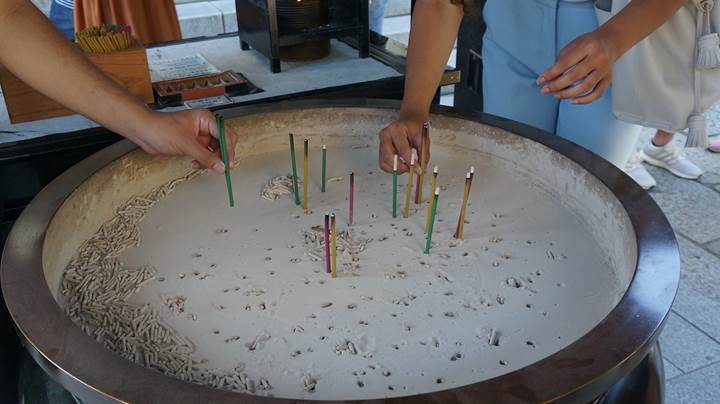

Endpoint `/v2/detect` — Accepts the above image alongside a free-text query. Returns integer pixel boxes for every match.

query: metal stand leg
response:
[601,341,665,404]
[270,58,281,74]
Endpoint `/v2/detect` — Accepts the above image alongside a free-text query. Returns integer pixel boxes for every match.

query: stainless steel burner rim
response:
[1,99,679,403]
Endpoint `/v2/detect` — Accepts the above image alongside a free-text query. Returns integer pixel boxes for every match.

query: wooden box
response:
[0,43,154,124]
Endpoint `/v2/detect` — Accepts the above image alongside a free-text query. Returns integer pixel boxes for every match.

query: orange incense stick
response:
[454,172,471,239]
[403,150,416,218]
[330,213,337,278]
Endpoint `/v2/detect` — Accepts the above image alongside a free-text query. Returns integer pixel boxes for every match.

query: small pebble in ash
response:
[215,228,228,234]
[499,360,508,366]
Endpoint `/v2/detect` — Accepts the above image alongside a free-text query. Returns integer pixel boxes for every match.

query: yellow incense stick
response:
[425,166,439,233]
[330,213,337,278]
[455,172,471,239]
[303,138,309,212]
[403,151,416,218]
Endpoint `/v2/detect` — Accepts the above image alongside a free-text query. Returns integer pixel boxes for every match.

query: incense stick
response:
[303,138,309,212]
[324,212,331,274]
[215,115,235,207]
[392,155,398,218]
[403,151,416,218]
[425,166,439,233]
[454,172,472,239]
[349,172,355,225]
[425,187,440,254]
[289,134,300,205]
[321,145,327,193]
[330,213,337,278]
[415,122,429,204]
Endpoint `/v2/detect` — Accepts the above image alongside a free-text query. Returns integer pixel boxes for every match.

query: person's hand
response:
[130,109,237,174]
[537,30,617,105]
[378,117,426,174]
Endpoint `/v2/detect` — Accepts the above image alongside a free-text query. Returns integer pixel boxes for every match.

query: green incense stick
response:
[425,187,440,254]
[216,115,235,207]
[321,144,327,193]
[289,133,300,205]
[392,154,398,218]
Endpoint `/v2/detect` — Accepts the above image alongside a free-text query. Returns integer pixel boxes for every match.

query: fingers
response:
[554,70,601,100]
[571,77,610,104]
[183,138,225,174]
[537,43,585,85]
[542,61,592,95]
[379,131,401,173]
[392,131,414,173]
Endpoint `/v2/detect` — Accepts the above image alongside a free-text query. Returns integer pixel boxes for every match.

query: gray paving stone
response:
[664,359,683,380]
[647,166,720,243]
[699,172,720,186]
[707,239,720,256]
[666,361,720,404]
[671,283,720,342]
[674,236,720,303]
[386,0,411,17]
[659,312,720,372]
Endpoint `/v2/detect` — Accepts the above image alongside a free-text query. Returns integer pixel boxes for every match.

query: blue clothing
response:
[369,0,389,33]
[50,0,74,41]
[482,0,640,168]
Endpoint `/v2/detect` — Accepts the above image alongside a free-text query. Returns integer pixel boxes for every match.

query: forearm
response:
[599,0,686,60]
[0,1,152,140]
[399,0,463,122]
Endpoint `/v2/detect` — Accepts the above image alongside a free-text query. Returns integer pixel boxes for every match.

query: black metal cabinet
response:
[236,0,369,73]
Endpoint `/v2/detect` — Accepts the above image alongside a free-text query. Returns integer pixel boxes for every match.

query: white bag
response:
[596,0,720,147]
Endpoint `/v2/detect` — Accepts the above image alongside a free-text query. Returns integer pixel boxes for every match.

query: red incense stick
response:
[349,171,355,225]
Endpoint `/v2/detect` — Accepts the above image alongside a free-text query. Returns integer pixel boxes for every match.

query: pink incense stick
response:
[324,212,331,273]
[349,172,355,225]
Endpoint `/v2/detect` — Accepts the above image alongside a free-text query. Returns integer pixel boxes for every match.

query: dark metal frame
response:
[1,99,679,403]
[236,0,370,73]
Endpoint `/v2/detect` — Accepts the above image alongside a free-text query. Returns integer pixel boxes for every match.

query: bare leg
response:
[651,130,674,147]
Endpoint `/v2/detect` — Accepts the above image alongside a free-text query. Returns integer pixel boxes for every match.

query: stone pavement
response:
[649,102,720,404]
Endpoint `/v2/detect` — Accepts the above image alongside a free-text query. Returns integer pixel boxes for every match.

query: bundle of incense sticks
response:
[75,24,132,54]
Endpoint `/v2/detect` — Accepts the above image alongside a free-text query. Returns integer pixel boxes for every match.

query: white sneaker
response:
[639,140,703,179]
[624,151,656,190]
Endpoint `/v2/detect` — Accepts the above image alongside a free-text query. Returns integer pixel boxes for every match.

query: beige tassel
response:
[686,114,710,148]
[697,0,720,69]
